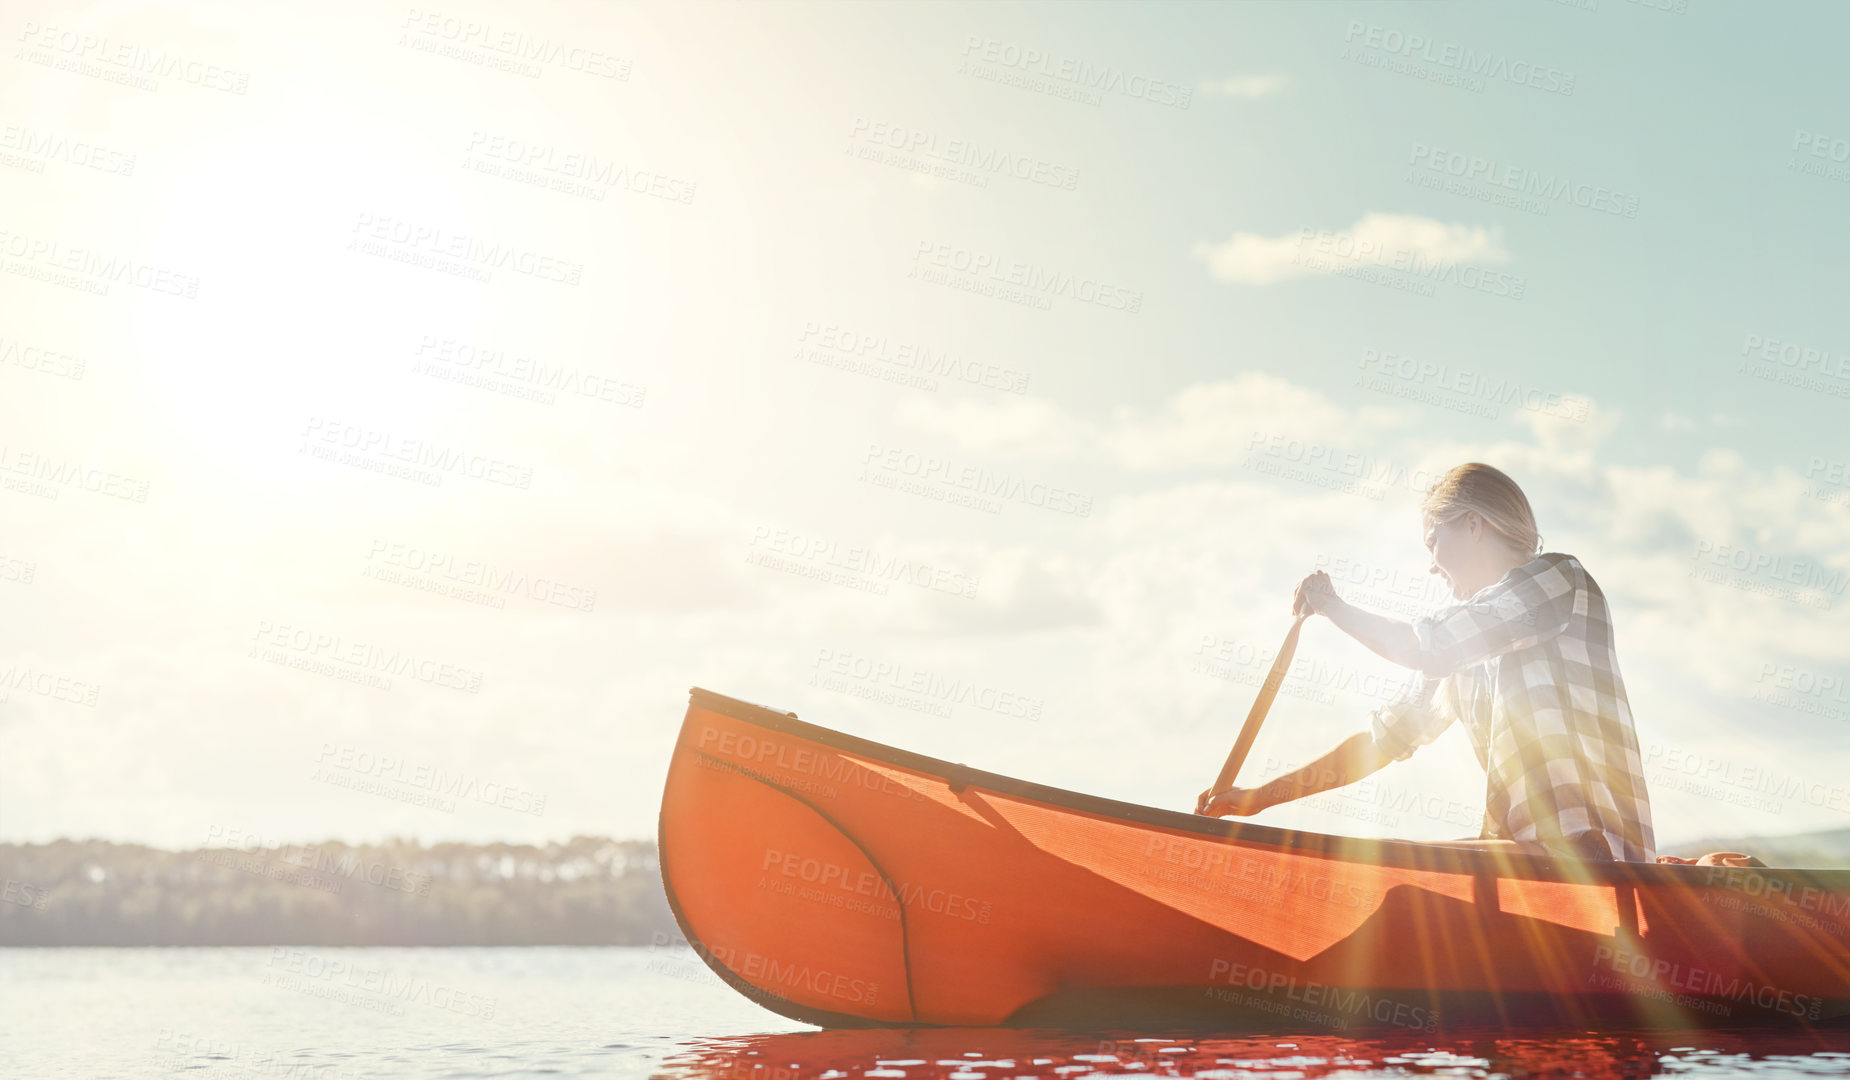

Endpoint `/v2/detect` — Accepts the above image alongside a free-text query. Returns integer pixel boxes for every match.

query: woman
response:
[1196,463,1655,862]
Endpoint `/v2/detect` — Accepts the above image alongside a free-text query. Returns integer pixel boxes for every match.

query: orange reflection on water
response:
[662,1027,1850,1080]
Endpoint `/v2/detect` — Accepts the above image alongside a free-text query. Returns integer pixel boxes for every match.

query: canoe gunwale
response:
[683,685,1850,891]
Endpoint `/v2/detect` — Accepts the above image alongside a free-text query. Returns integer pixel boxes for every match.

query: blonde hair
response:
[1422,463,1541,556]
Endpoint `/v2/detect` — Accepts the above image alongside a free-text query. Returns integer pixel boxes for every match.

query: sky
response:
[3,0,1849,854]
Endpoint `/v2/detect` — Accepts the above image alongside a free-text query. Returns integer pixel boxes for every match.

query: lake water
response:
[5,948,1850,1079]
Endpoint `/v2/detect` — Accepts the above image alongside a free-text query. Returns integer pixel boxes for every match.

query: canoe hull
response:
[659,688,1850,1030]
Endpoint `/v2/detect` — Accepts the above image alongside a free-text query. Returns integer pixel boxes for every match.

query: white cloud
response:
[1509,396,1621,458]
[890,395,1097,459]
[1658,411,1747,432]
[1199,75,1288,99]
[1104,371,1403,470]
[891,372,1403,472]
[912,546,1104,636]
[1193,212,1511,285]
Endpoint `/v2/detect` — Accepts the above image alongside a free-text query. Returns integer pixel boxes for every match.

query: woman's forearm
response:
[1321,597,1423,669]
[1253,732,1395,810]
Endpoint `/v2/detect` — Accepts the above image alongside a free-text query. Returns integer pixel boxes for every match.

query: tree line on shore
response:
[0,836,680,945]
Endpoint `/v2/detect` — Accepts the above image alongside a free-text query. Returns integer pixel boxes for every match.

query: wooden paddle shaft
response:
[1208,612,1310,796]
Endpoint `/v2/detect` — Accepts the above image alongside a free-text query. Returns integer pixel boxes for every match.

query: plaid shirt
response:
[1367,552,1656,862]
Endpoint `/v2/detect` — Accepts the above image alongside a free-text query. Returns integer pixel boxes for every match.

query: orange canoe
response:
[658,687,1850,1031]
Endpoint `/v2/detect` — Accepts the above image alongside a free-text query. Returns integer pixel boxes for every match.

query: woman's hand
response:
[1293,570,1340,616]
[1195,786,1270,818]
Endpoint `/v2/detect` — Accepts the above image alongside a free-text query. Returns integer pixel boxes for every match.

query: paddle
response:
[1198,610,1310,811]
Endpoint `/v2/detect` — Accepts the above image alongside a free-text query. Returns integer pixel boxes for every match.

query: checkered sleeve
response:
[1368,671,1455,762]
[1407,556,1580,678]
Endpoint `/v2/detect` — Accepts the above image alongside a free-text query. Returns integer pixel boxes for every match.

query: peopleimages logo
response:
[1689,540,1847,596]
[0,226,199,298]
[811,647,1044,721]
[314,744,545,816]
[0,661,100,706]
[910,241,1143,313]
[848,117,1079,191]
[746,525,980,599]
[1753,660,1850,718]
[1245,432,1446,494]
[365,539,597,613]
[860,443,1093,517]
[2,878,51,910]
[1407,143,1638,217]
[0,335,87,380]
[1342,22,1575,95]
[1590,943,1822,1019]
[760,847,993,923]
[0,444,149,503]
[696,725,929,805]
[1357,349,1591,421]
[400,8,631,80]
[1793,129,1850,165]
[413,335,646,408]
[248,620,485,694]
[265,947,498,1018]
[1205,958,1440,1032]
[15,21,251,94]
[1643,742,1850,816]
[299,417,534,490]
[348,213,583,286]
[797,320,1030,395]
[958,35,1193,108]
[1291,228,1526,299]
[0,122,136,176]
[199,825,433,896]
[1741,333,1850,379]
[464,131,695,203]
[1144,836,1380,911]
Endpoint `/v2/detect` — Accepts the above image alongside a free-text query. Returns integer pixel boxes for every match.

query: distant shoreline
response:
[0,837,681,947]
